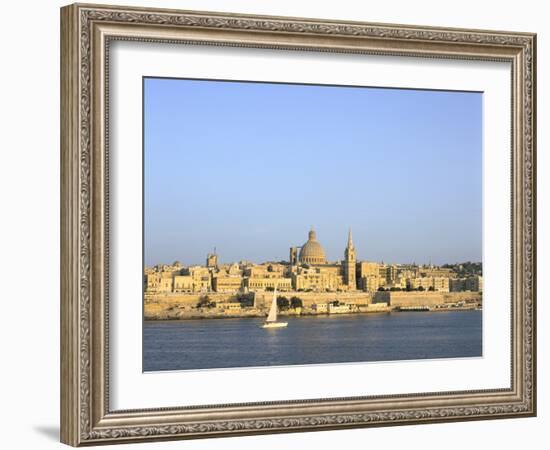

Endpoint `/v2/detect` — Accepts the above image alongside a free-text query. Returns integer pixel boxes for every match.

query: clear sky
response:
[144,77,482,267]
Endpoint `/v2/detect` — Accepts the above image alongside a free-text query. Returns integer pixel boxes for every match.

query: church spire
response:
[344,227,356,289]
[345,227,355,260]
[347,227,353,248]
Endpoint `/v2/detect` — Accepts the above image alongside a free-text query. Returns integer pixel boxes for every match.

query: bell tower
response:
[206,248,218,268]
[289,246,298,265]
[344,228,356,289]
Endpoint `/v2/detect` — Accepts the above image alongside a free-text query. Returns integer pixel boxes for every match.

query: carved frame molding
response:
[60,3,536,446]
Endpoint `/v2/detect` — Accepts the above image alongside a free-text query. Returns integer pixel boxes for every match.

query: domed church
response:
[299,228,327,265]
[288,227,357,291]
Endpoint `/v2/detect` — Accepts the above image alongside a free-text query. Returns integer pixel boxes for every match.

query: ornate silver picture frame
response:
[60,3,536,446]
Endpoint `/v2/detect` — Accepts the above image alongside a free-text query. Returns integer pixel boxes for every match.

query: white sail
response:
[266,287,278,322]
[261,286,287,328]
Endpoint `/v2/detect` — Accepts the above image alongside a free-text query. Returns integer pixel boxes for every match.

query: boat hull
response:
[261,322,288,329]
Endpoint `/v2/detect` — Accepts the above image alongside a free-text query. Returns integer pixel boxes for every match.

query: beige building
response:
[217,263,242,277]
[312,303,329,313]
[293,267,336,292]
[212,274,243,293]
[419,267,455,278]
[466,275,483,292]
[215,302,241,312]
[357,261,381,278]
[144,271,175,293]
[144,227,479,298]
[356,263,401,288]
[357,261,384,291]
[173,275,193,292]
[289,246,298,265]
[290,228,357,291]
[244,277,292,291]
[266,263,286,275]
[244,264,284,278]
[408,276,450,292]
[359,275,381,292]
[383,265,398,285]
[329,303,358,314]
[390,277,408,290]
[187,266,211,292]
[398,268,419,280]
[144,261,186,293]
[206,252,218,268]
[450,275,483,292]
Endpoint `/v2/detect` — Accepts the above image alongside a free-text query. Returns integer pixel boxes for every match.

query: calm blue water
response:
[143,310,482,372]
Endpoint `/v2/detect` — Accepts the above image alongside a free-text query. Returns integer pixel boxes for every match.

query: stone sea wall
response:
[144,292,245,320]
[144,290,481,320]
[144,291,375,320]
[373,291,482,307]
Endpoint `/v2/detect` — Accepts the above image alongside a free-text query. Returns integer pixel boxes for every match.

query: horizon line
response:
[145,257,483,268]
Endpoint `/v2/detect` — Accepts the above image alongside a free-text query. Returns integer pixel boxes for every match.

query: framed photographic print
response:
[60,3,537,446]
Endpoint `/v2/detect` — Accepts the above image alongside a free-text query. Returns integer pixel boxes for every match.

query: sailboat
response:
[262,286,288,329]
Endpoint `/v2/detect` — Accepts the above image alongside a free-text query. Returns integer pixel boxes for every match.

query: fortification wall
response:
[144,291,374,319]
[144,292,252,319]
[373,291,482,307]
[145,292,243,305]
[144,290,479,319]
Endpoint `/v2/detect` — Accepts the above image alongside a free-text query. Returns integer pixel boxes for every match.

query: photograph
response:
[142,77,484,372]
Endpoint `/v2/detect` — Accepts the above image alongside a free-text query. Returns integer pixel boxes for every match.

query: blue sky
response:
[144,78,482,267]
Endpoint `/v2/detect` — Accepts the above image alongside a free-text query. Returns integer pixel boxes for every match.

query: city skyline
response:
[144,78,482,267]
[145,226,482,268]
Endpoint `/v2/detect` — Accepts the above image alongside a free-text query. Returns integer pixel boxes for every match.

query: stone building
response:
[292,266,344,292]
[144,226,479,297]
[359,274,381,292]
[357,261,380,278]
[211,274,243,293]
[379,265,398,285]
[144,271,173,293]
[407,276,450,292]
[466,275,483,292]
[289,246,298,266]
[450,275,483,292]
[186,266,211,292]
[173,275,193,292]
[419,266,455,278]
[206,252,218,268]
[289,228,355,292]
[244,276,292,291]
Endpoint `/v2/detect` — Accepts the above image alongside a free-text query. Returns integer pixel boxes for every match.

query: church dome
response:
[299,229,327,265]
